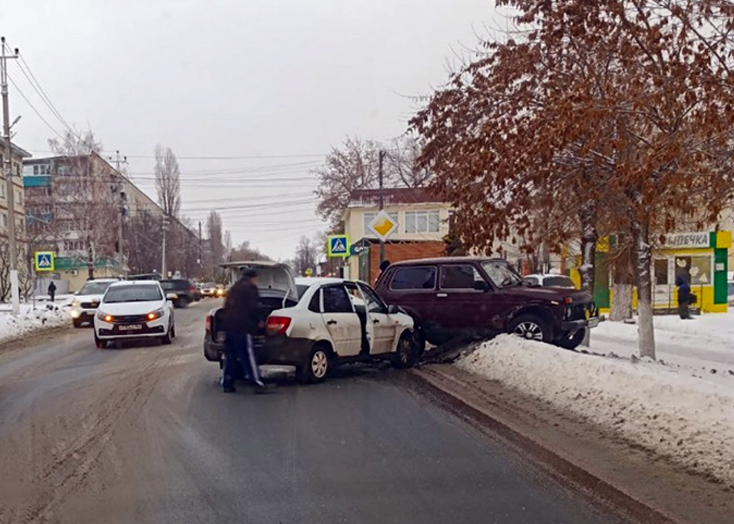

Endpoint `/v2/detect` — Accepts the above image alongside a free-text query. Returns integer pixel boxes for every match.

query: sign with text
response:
[663,232,710,249]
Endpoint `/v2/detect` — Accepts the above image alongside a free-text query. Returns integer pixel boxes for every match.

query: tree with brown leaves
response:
[412,0,734,359]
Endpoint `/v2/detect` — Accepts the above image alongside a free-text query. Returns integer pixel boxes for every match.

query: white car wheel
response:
[301,346,330,384]
[311,350,328,379]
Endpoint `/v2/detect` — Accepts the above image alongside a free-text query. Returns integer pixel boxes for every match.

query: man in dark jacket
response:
[221,268,265,393]
[676,275,693,320]
[48,281,57,303]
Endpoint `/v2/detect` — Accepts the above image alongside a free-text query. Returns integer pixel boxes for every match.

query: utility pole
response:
[378,150,385,264]
[108,152,128,277]
[1,37,20,316]
[161,215,169,278]
[108,150,128,173]
[198,220,202,271]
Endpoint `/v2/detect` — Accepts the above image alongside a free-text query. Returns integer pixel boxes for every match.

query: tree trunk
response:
[87,241,95,280]
[579,203,598,347]
[610,241,634,321]
[632,217,656,359]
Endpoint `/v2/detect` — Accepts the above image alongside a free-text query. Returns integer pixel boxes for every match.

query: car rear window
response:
[79,281,114,295]
[543,276,575,288]
[389,266,437,291]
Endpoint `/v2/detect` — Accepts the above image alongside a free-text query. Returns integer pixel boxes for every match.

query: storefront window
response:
[673,256,711,286]
[689,256,711,285]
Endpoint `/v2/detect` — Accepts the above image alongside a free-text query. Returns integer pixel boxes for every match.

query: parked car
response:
[203,262,417,383]
[69,278,120,327]
[524,274,577,289]
[159,279,197,307]
[375,257,598,350]
[93,280,176,349]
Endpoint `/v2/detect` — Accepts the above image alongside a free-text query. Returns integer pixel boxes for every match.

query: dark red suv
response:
[375,257,598,350]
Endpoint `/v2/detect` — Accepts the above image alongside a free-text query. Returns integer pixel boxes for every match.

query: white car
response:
[69,278,120,327]
[94,280,176,349]
[204,262,417,383]
[524,273,577,289]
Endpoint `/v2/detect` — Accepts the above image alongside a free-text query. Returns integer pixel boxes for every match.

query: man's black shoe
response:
[223,386,237,393]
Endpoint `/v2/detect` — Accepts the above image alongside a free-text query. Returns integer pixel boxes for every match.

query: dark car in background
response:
[375,257,598,350]
[159,279,197,308]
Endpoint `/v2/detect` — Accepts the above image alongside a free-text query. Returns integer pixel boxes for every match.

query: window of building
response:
[689,256,712,286]
[58,165,70,176]
[15,190,22,206]
[363,211,398,236]
[33,164,51,176]
[389,266,437,291]
[654,259,668,286]
[405,210,440,233]
[0,212,7,228]
[0,184,4,199]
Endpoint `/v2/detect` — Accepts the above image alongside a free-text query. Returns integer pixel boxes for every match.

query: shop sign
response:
[663,232,709,249]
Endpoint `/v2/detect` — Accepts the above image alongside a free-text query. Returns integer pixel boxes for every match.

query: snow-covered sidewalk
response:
[0,304,71,346]
[456,331,734,486]
[590,313,734,377]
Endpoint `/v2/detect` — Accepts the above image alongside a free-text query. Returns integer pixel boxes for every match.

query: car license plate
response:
[587,317,600,328]
[118,324,143,332]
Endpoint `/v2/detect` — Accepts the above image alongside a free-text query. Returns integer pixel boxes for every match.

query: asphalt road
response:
[0,300,635,524]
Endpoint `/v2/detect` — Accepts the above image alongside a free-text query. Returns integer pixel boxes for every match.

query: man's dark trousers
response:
[222,331,263,390]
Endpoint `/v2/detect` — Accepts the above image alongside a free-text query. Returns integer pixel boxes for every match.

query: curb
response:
[406,366,680,524]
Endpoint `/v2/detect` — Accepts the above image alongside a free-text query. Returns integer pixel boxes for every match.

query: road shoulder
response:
[407,364,734,524]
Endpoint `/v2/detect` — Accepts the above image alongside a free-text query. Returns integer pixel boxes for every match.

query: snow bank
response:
[0,305,70,346]
[457,335,734,486]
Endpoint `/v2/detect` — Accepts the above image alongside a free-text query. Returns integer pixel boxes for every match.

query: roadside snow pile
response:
[0,305,69,345]
[457,335,734,486]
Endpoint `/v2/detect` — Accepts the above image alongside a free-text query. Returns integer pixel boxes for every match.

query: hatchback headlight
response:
[146,308,165,321]
[71,299,80,308]
[97,310,114,323]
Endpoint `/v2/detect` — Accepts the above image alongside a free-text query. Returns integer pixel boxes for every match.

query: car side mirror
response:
[473,280,489,291]
[387,304,400,315]
[166,293,177,301]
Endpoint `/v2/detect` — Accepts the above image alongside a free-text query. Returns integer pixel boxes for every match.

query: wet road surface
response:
[0,300,635,524]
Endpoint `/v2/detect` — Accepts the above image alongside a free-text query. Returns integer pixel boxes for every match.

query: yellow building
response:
[572,231,731,314]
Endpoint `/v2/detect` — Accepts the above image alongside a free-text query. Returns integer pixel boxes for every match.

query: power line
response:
[15,57,75,134]
[6,74,65,139]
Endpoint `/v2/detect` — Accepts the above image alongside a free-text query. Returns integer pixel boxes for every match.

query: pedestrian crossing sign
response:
[327,235,350,258]
[34,251,55,272]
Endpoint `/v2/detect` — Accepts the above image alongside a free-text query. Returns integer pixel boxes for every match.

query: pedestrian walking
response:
[221,268,265,393]
[675,275,693,319]
[47,281,57,303]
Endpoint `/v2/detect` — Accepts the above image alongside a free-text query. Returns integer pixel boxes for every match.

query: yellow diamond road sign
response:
[368,210,398,241]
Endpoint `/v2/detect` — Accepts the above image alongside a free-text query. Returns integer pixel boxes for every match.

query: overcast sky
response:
[2,0,502,260]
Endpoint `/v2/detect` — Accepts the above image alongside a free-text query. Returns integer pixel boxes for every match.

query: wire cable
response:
[6,74,65,139]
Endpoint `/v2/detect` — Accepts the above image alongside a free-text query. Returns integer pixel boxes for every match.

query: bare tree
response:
[206,210,224,281]
[229,240,271,262]
[154,145,181,218]
[292,235,319,276]
[314,136,431,227]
